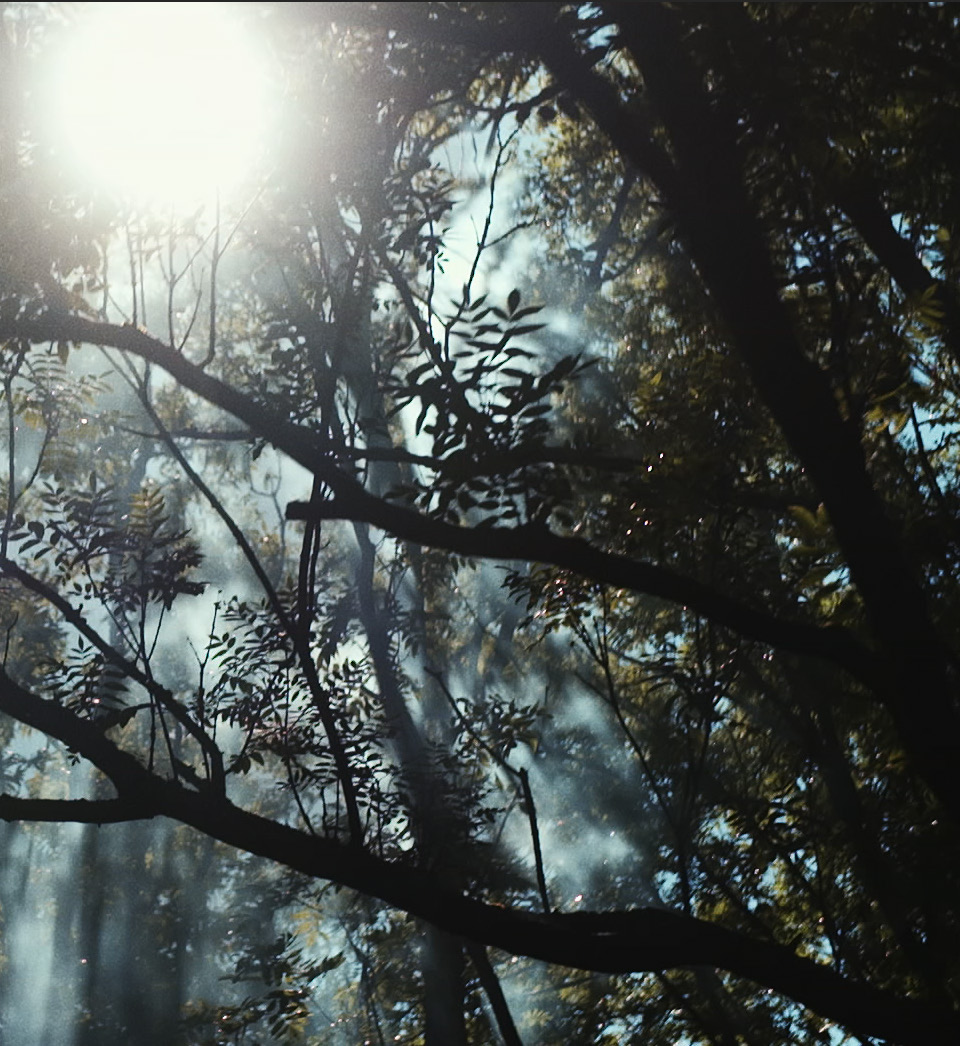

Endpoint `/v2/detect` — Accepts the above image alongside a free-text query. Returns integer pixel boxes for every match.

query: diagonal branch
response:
[0,666,953,1045]
[133,387,363,841]
[695,2,960,366]
[0,313,875,689]
[542,1,960,819]
[287,495,878,689]
[464,941,524,1046]
[0,554,226,790]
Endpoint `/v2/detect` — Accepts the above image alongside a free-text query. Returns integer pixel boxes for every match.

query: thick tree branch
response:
[0,315,341,485]
[0,667,953,1044]
[288,496,877,688]
[696,2,960,366]
[0,796,148,823]
[539,1,960,819]
[0,313,871,688]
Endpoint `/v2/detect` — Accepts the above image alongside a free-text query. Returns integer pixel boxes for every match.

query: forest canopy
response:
[1,3,960,1044]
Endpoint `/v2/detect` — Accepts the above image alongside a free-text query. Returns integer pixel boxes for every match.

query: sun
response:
[45,2,274,206]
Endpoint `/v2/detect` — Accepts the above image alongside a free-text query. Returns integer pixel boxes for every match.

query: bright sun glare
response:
[48,2,272,205]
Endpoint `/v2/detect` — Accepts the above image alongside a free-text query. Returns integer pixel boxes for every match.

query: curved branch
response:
[0,667,953,1045]
[287,495,878,689]
[0,314,341,484]
[0,314,874,689]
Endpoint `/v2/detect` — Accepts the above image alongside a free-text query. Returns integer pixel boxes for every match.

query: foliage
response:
[1,3,960,1044]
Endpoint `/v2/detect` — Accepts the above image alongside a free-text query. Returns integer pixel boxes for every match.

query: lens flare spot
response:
[44,3,273,205]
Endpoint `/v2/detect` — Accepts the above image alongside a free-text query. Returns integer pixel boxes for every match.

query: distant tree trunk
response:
[41,835,83,1046]
[423,925,467,1046]
[330,272,483,1043]
[75,822,107,1046]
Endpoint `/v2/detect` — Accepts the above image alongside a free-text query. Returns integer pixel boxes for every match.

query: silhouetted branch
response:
[543,0,960,819]
[0,314,874,689]
[428,666,552,914]
[0,554,226,791]
[291,496,877,689]
[0,666,952,1046]
[464,941,525,1046]
[0,795,148,823]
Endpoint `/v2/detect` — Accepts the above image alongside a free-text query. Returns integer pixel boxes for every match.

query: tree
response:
[1,3,960,1043]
